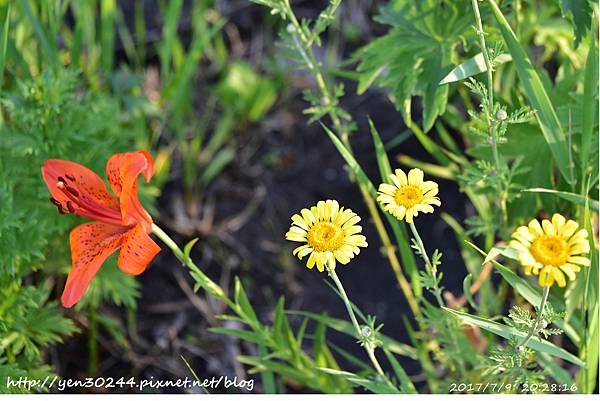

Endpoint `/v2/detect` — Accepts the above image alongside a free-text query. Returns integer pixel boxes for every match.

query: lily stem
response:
[517,287,550,350]
[326,266,389,383]
[151,224,230,306]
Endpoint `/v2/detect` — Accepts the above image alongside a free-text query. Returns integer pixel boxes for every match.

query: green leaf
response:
[465,241,582,344]
[318,367,400,394]
[17,0,59,69]
[100,0,116,72]
[440,53,511,84]
[521,188,599,212]
[258,342,276,393]
[368,118,421,297]
[234,277,258,325]
[209,327,264,344]
[0,3,10,88]
[159,0,183,80]
[578,198,599,392]
[487,0,571,184]
[462,274,478,311]
[537,351,575,389]
[183,238,199,261]
[383,348,417,394]
[354,1,473,132]
[443,308,585,367]
[287,310,416,358]
[558,0,593,46]
[581,34,599,177]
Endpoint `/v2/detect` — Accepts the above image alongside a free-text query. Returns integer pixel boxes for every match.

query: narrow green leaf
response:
[443,308,585,366]
[581,35,598,177]
[159,0,183,80]
[368,117,421,296]
[287,310,416,358]
[440,53,511,84]
[234,277,258,324]
[258,342,276,393]
[383,348,417,394]
[368,117,393,180]
[537,352,575,389]
[321,122,377,197]
[100,0,116,72]
[318,368,400,394]
[521,188,599,212]
[462,274,478,310]
[17,0,59,69]
[487,0,571,184]
[0,3,10,88]
[208,327,264,344]
[465,241,582,344]
[183,238,199,260]
[578,198,599,392]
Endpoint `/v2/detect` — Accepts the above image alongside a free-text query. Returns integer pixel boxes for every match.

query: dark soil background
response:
[54,0,472,393]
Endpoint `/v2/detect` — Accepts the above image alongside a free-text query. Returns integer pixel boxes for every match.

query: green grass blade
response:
[286,310,416,358]
[383,348,417,394]
[444,308,585,367]
[17,0,59,69]
[440,53,511,84]
[578,198,599,392]
[159,0,183,81]
[100,0,116,73]
[0,3,10,88]
[321,122,378,196]
[522,188,599,212]
[318,368,400,394]
[487,0,571,184]
[581,33,598,178]
[258,341,276,393]
[368,118,421,296]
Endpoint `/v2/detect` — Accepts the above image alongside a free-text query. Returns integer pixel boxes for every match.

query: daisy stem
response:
[282,0,420,318]
[409,222,444,307]
[326,266,390,382]
[517,286,550,350]
[470,0,510,233]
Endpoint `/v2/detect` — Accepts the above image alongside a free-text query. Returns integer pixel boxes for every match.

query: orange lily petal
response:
[62,222,127,308]
[42,159,121,225]
[118,224,161,275]
[106,151,154,231]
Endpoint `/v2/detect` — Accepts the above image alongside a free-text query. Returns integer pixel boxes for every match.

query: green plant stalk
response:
[408,222,443,307]
[152,224,374,392]
[326,266,390,382]
[470,0,508,229]
[517,286,550,349]
[408,221,466,374]
[283,0,420,317]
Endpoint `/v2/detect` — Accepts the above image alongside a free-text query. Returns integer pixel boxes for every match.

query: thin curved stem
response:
[517,287,550,349]
[409,222,444,307]
[327,267,389,382]
[282,0,420,317]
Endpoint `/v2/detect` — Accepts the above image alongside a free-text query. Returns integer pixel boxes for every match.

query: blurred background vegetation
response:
[0,0,597,394]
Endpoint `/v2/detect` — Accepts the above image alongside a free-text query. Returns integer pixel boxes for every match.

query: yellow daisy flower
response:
[510,213,591,288]
[377,168,441,224]
[285,200,368,272]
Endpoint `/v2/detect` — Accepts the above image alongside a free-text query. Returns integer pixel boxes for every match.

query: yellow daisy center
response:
[394,185,424,208]
[307,222,344,252]
[530,235,569,266]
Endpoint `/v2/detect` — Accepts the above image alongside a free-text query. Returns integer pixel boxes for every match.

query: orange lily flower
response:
[42,150,161,308]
